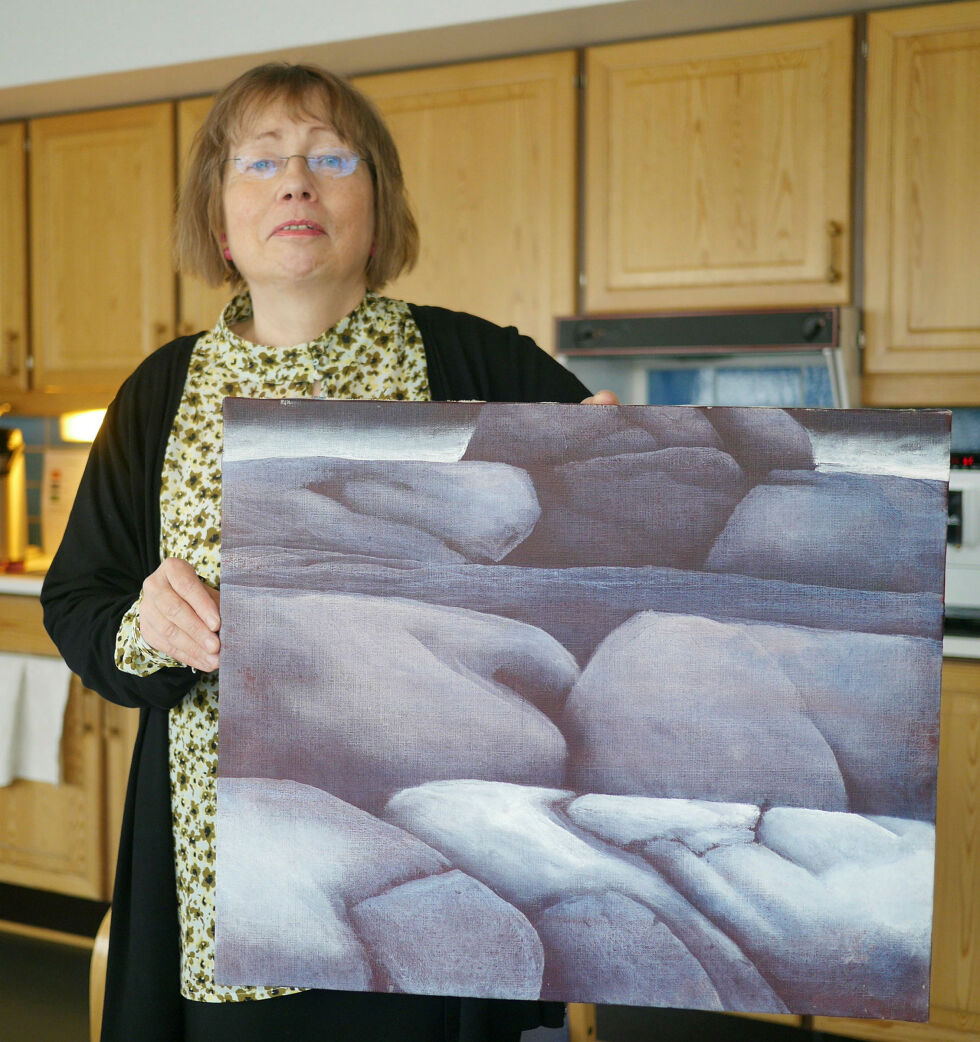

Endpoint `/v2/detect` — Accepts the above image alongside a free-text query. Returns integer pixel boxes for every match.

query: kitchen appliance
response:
[557,306,861,408]
[946,455,980,627]
[42,447,90,557]
[0,427,28,571]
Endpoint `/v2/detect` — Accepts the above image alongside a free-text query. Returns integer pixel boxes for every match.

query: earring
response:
[220,233,232,262]
[369,243,376,257]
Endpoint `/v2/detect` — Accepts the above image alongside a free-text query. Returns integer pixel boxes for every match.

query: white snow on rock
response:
[568,794,759,855]
[384,779,784,1011]
[649,818,934,1019]
[215,777,449,990]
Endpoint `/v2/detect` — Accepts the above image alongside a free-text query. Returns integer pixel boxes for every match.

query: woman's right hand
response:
[138,558,221,673]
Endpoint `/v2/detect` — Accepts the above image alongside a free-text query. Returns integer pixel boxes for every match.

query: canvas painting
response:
[216,399,949,1020]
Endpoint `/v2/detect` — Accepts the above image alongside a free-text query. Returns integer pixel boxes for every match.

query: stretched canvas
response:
[216,400,949,1020]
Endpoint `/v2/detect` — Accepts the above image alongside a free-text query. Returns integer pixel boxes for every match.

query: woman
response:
[41,62,613,1042]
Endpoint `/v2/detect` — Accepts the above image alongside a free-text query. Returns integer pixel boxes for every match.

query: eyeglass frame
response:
[222,149,369,181]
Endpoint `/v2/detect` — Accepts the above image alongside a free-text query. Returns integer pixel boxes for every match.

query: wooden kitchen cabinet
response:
[354,52,577,353]
[862,1,980,407]
[0,121,28,395]
[814,658,980,1042]
[176,95,234,338]
[0,594,137,903]
[29,102,176,396]
[584,17,853,314]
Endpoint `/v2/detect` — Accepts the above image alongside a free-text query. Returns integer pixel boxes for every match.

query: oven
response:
[945,456,980,656]
[557,307,861,409]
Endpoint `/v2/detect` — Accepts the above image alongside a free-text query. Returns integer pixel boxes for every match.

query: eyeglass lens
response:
[231,151,360,179]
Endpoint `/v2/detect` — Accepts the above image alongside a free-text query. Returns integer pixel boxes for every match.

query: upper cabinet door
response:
[585,18,853,313]
[0,122,28,394]
[354,52,577,352]
[863,1,980,405]
[177,95,233,337]
[30,103,176,394]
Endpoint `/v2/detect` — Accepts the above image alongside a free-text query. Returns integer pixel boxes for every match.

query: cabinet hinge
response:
[25,354,34,370]
[574,72,586,90]
[861,39,869,60]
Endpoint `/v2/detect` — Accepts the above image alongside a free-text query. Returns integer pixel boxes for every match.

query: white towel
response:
[0,653,73,787]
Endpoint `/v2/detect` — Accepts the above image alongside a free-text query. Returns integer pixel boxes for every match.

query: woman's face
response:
[222,99,375,301]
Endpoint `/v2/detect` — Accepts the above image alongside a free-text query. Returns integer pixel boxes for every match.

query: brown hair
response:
[175,62,418,291]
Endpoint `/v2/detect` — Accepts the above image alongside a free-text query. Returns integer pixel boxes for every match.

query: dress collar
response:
[215,289,380,372]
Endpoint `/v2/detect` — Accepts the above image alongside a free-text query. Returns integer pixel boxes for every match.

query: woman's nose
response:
[277,155,317,199]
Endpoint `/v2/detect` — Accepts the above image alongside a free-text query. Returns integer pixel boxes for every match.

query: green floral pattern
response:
[115,290,431,1001]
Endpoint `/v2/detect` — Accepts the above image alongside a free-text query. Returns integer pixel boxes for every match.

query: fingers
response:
[139,558,221,673]
[581,389,620,406]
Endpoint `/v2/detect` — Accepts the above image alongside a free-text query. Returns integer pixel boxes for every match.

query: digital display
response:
[951,452,979,469]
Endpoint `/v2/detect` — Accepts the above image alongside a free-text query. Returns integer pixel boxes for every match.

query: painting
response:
[215,399,949,1020]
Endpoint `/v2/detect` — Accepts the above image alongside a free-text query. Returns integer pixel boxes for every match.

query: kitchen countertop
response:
[943,634,980,659]
[0,558,50,596]
[0,574,45,596]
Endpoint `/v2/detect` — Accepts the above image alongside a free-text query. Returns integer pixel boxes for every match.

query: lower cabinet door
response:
[0,677,106,900]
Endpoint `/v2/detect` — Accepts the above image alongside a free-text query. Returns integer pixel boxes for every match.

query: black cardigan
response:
[41,305,590,1042]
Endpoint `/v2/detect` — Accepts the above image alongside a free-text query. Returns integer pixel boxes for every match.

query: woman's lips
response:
[271,220,325,236]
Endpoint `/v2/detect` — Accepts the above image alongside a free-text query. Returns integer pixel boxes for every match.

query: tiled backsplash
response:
[2,414,92,549]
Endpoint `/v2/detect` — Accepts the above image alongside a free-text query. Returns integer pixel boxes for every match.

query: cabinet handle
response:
[3,329,20,377]
[826,220,843,284]
[151,320,170,342]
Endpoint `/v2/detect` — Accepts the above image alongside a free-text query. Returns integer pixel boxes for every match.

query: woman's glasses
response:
[224,149,364,180]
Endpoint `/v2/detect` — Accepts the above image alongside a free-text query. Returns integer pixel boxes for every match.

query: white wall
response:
[0,0,925,119]
[1,0,608,88]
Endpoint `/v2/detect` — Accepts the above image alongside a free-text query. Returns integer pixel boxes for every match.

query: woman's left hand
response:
[581,390,620,405]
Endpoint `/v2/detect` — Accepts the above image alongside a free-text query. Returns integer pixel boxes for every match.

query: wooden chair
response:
[89,907,111,1042]
[567,1003,597,1041]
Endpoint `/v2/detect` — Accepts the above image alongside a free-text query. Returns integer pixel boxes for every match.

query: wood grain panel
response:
[0,677,105,899]
[29,102,176,393]
[102,700,139,888]
[585,17,852,312]
[0,594,58,656]
[176,95,234,337]
[0,121,27,394]
[0,595,111,900]
[863,373,980,408]
[568,1002,596,1042]
[355,52,577,352]
[863,1,980,389]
